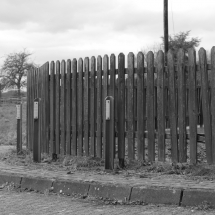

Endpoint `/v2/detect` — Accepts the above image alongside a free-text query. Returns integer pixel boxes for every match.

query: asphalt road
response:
[0,190,214,215]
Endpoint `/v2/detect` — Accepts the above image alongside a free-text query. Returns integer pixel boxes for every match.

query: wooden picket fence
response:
[27,47,215,164]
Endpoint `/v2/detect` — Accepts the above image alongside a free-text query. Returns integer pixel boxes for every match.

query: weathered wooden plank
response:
[127,52,135,159]
[199,48,212,164]
[45,62,50,153]
[37,68,42,153]
[177,49,187,162]
[90,56,96,157]
[78,58,83,156]
[167,50,178,163]
[96,56,102,158]
[60,60,66,155]
[50,61,55,154]
[137,52,145,160]
[146,51,155,161]
[188,48,197,164]
[72,59,77,156]
[211,46,215,163]
[157,50,165,161]
[40,66,45,153]
[103,55,109,158]
[66,60,71,155]
[84,57,89,156]
[118,53,125,167]
[26,70,30,149]
[110,54,116,157]
[55,61,60,154]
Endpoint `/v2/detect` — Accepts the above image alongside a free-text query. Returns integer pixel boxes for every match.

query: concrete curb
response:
[0,172,214,207]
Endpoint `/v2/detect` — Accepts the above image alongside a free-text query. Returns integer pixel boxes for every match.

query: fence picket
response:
[50,61,55,154]
[110,54,116,157]
[96,56,102,158]
[137,52,145,160]
[167,50,178,163]
[211,47,215,163]
[188,48,197,164]
[84,57,89,156]
[78,59,83,156]
[177,49,187,162]
[55,61,60,154]
[146,51,155,161]
[127,52,135,159]
[118,53,125,167]
[61,60,66,154]
[199,48,212,164]
[157,50,165,161]
[71,59,77,156]
[103,55,109,158]
[45,63,49,153]
[90,57,96,156]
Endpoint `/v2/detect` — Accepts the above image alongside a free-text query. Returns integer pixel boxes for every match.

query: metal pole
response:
[164,0,169,62]
[104,96,115,170]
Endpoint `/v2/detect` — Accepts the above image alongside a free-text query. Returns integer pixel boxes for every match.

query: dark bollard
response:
[16,103,22,154]
[33,98,41,162]
[104,96,115,170]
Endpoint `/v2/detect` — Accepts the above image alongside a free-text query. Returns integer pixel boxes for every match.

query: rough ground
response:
[1,145,215,182]
[0,185,214,215]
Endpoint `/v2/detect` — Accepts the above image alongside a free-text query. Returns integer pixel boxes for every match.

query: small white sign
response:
[16,105,21,119]
[34,102,39,119]
[106,100,110,120]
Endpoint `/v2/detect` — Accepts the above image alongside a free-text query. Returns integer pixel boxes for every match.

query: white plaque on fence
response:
[106,100,110,120]
[16,105,21,119]
[34,102,38,119]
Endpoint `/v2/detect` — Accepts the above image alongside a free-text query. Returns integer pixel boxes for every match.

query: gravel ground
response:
[0,189,214,215]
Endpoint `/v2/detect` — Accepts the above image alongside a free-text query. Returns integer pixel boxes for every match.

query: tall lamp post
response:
[164,0,168,63]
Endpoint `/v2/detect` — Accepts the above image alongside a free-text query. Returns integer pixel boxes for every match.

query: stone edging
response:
[0,172,214,207]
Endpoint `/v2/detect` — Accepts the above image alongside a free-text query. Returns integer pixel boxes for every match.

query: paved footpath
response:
[1,161,215,208]
[0,189,214,215]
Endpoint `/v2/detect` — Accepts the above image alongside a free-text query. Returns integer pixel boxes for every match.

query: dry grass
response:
[0,103,26,145]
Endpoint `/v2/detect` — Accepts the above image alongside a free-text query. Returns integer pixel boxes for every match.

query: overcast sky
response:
[0,0,214,66]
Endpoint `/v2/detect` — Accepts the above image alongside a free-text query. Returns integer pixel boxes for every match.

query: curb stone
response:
[88,184,131,202]
[52,180,90,197]
[0,171,214,208]
[0,173,22,187]
[130,187,182,205]
[182,189,215,207]
[21,177,53,193]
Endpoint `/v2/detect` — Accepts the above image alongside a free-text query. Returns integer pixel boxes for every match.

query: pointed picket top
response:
[188,48,196,66]
[157,50,164,68]
[167,49,174,66]
[147,51,154,63]
[211,46,215,67]
[199,47,207,66]
[177,48,185,64]
[118,53,125,65]
[137,52,144,67]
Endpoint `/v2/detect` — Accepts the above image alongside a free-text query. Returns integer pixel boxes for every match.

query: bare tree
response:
[0,50,35,98]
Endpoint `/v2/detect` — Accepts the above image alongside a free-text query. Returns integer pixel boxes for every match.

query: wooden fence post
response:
[199,48,212,164]
[16,103,22,154]
[33,98,41,162]
[105,96,114,170]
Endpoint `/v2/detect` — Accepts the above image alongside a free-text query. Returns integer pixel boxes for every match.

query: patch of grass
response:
[0,103,26,145]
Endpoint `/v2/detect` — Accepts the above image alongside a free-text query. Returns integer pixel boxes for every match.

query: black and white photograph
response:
[0,0,215,214]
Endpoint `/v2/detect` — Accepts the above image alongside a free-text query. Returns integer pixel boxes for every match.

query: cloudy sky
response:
[0,0,214,66]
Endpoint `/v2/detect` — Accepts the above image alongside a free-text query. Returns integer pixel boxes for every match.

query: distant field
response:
[0,102,26,145]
